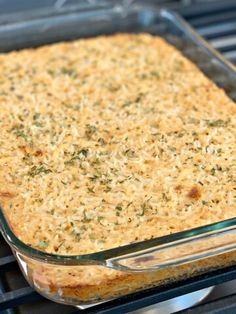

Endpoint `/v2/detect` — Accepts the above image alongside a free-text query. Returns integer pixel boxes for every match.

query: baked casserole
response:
[0,33,235,301]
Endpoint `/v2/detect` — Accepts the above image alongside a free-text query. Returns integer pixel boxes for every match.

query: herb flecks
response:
[138,202,148,216]
[33,112,41,120]
[162,193,170,202]
[104,186,112,193]
[10,124,28,141]
[37,240,49,248]
[87,186,95,193]
[89,174,99,182]
[64,149,89,166]
[205,119,230,128]
[98,138,106,145]
[82,210,92,223]
[85,124,97,139]
[123,149,136,158]
[115,204,123,216]
[188,118,199,125]
[28,165,52,177]
[32,112,43,127]
[47,67,77,78]
[150,70,160,79]
[60,67,77,77]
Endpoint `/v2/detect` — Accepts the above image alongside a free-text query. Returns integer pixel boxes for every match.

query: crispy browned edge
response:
[24,251,236,302]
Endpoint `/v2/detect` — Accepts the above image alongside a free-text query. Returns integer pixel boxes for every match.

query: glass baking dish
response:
[0,1,236,307]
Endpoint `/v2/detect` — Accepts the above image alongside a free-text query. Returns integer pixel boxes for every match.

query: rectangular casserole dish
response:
[0,1,236,307]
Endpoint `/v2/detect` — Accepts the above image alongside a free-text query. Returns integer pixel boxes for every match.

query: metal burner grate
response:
[0,234,76,313]
[0,1,236,313]
[177,0,236,64]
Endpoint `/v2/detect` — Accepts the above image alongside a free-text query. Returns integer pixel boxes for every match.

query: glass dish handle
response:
[106,224,236,272]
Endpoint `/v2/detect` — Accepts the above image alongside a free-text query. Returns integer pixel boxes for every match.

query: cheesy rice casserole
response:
[0,33,235,301]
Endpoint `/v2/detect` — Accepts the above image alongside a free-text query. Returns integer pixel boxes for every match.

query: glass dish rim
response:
[0,7,236,265]
[2,207,236,265]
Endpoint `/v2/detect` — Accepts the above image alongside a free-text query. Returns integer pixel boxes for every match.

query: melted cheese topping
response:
[0,34,235,255]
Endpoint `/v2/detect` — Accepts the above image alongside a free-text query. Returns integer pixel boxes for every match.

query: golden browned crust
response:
[0,33,235,302]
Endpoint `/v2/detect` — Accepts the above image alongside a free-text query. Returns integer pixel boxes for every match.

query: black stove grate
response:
[0,236,77,314]
[0,1,236,313]
[176,0,236,64]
